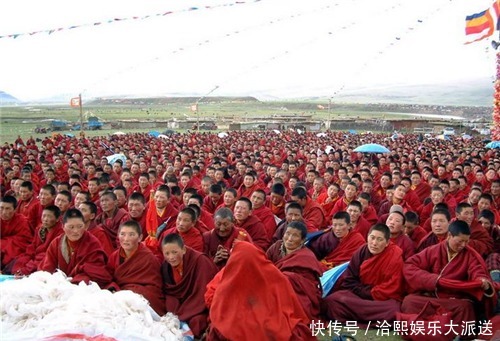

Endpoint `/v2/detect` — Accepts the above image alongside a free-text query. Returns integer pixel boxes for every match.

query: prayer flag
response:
[70,97,81,107]
[465,0,500,44]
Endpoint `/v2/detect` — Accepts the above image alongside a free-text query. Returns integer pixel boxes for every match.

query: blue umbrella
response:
[148,130,160,138]
[106,153,127,166]
[354,143,390,153]
[486,141,500,149]
[320,262,349,297]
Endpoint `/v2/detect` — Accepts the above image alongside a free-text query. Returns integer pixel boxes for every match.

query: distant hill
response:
[0,91,20,104]
[87,96,259,105]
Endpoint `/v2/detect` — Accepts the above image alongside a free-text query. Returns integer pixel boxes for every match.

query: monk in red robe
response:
[308,211,365,269]
[416,208,450,253]
[386,210,415,260]
[80,201,115,257]
[251,189,277,240]
[267,183,287,220]
[16,180,41,232]
[291,186,325,230]
[455,202,494,258]
[162,207,204,252]
[327,182,358,222]
[205,241,315,340]
[202,183,224,214]
[317,183,341,216]
[1,196,32,272]
[404,211,427,248]
[410,171,431,202]
[11,205,63,276]
[402,220,496,337]
[161,233,218,338]
[323,224,404,325]
[106,220,165,315]
[237,172,262,199]
[347,200,372,239]
[95,191,130,248]
[39,208,112,288]
[267,221,323,321]
[202,207,252,269]
[233,197,270,250]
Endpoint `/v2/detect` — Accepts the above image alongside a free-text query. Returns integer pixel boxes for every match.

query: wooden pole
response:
[79,93,84,137]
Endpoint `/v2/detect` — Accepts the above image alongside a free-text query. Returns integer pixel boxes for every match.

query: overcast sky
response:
[0,0,497,101]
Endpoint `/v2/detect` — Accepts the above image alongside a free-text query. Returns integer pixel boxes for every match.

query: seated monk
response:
[291,186,326,230]
[106,220,165,316]
[273,202,318,243]
[202,207,252,269]
[416,208,450,253]
[233,197,270,250]
[404,211,426,248]
[205,241,315,340]
[267,183,287,220]
[162,207,204,252]
[455,202,494,258]
[308,211,365,270]
[323,224,405,325]
[402,220,496,337]
[386,209,415,260]
[161,233,218,339]
[1,195,33,273]
[267,221,323,321]
[347,200,372,240]
[39,208,112,287]
[251,189,277,240]
[11,205,63,276]
[79,201,115,257]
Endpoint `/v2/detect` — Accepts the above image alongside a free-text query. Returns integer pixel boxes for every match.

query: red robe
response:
[412,182,431,202]
[302,198,326,230]
[1,213,32,269]
[267,242,323,320]
[95,208,130,248]
[11,221,64,275]
[352,216,372,240]
[198,208,215,231]
[252,205,278,240]
[317,193,340,217]
[415,232,447,253]
[161,247,218,338]
[205,242,314,340]
[468,220,494,258]
[407,225,427,248]
[391,233,415,261]
[235,215,270,250]
[267,198,286,220]
[88,223,115,257]
[39,231,112,287]
[323,243,404,323]
[202,195,223,214]
[402,242,496,331]
[162,226,204,253]
[362,205,378,225]
[308,230,366,269]
[16,196,41,232]
[106,243,165,315]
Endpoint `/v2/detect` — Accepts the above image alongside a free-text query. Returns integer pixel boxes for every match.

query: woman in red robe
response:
[106,220,165,315]
[161,233,218,339]
[267,221,323,321]
[39,208,112,288]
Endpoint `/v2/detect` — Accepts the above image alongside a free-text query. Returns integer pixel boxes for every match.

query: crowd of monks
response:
[1,130,500,340]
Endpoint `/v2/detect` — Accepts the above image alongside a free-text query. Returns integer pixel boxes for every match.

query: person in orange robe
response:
[39,208,112,288]
[11,205,63,275]
[308,211,365,269]
[323,224,404,325]
[1,195,33,272]
[161,233,218,339]
[205,241,315,340]
[402,220,496,337]
[267,221,323,321]
[106,220,165,316]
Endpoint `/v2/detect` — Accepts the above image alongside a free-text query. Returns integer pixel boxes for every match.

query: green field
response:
[0,98,490,144]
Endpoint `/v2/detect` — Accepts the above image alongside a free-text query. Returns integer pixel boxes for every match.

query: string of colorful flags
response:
[465,0,500,44]
[0,0,261,40]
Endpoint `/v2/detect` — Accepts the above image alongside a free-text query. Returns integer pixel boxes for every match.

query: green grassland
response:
[0,98,491,144]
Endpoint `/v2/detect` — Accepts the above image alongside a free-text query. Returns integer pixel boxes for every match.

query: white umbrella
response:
[218,132,229,138]
[325,145,334,154]
[273,129,281,134]
[113,131,126,136]
[157,134,169,139]
[316,132,327,137]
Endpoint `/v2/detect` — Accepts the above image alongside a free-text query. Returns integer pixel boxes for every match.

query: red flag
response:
[70,97,81,107]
